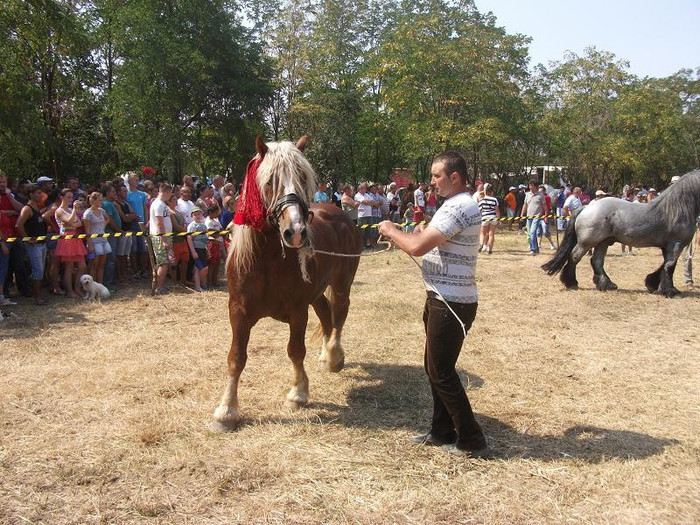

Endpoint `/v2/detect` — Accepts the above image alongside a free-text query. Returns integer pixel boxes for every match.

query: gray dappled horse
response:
[542,170,700,297]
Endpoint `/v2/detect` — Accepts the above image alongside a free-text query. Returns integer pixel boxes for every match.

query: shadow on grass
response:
[316,361,678,463]
[0,303,89,339]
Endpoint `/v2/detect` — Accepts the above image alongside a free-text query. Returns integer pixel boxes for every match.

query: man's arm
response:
[377,221,447,257]
[15,206,31,239]
[154,216,166,235]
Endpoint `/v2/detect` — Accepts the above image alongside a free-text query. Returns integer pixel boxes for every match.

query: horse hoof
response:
[213,405,239,423]
[284,399,308,411]
[654,288,679,298]
[566,285,579,291]
[326,356,345,373]
[208,419,240,433]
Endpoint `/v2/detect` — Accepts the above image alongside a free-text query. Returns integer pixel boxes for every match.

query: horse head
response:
[256,136,315,248]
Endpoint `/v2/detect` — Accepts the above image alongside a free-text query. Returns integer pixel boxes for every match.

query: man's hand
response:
[378,220,399,239]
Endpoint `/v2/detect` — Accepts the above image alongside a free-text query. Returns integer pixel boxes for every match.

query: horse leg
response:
[324,287,350,373]
[560,244,588,290]
[213,315,251,428]
[311,293,333,365]
[591,242,617,291]
[285,310,310,410]
[656,242,683,297]
[645,264,663,293]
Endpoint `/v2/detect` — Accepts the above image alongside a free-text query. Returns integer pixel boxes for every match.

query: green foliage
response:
[0,0,696,192]
[542,48,699,189]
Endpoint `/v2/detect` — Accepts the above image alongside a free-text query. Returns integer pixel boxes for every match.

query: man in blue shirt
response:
[126,171,149,278]
[101,183,121,287]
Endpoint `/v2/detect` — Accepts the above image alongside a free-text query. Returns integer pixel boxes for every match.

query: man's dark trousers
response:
[422,294,486,450]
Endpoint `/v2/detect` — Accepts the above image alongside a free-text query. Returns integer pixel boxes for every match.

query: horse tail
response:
[542,212,578,276]
[309,322,324,346]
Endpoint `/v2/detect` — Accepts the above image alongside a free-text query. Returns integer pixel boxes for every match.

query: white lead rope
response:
[308,237,467,338]
[403,252,468,339]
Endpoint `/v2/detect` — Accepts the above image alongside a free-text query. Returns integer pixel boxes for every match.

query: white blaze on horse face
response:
[280,178,307,248]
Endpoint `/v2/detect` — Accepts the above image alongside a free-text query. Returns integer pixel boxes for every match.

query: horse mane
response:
[228,140,317,274]
[648,170,700,225]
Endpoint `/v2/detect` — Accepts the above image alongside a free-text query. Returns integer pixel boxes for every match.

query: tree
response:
[0,0,96,182]
[378,0,530,182]
[108,0,272,181]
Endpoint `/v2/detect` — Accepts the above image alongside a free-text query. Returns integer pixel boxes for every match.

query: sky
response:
[475,0,700,78]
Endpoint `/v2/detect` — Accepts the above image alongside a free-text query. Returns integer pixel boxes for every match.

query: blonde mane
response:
[227,140,317,274]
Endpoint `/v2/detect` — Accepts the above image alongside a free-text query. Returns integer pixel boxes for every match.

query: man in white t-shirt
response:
[355,183,376,249]
[379,151,495,459]
[414,182,426,210]
[176,186,196,225]
[149,183,174,294]
[563,187,582,217]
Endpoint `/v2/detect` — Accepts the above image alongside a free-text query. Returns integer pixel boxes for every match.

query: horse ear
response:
[296,135,308,152]
[255,136,268,158]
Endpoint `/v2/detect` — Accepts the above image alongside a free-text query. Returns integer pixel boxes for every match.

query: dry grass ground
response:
[1,230,699,524]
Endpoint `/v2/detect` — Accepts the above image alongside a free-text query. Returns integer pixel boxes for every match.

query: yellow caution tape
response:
[4,215,568,241]
[4,230,228,243]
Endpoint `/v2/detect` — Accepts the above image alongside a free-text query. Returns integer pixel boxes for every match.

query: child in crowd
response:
[404,201,415,233]
[205,204,224,288]
[167,193,191,287]
[186,206,209,292]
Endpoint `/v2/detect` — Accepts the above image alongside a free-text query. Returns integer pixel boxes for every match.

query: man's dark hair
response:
[26,183,40,194]
[101,183,114,197]
[529,179,538,187]
[433,150,467,184]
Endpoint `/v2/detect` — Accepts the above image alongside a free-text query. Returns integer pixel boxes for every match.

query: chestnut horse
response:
[212,137,361,428]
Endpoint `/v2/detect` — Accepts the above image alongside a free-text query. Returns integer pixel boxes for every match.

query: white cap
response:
[37,176,54,184]
[670,176,681,184]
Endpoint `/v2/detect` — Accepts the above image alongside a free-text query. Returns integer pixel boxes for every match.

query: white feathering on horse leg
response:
[285,386,309,406]
[318,334,329,363]
[213,377,240,422]
[285,362,309,410]
[324,330,345,373]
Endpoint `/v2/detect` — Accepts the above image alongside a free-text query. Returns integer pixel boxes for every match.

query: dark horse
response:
[542,170,700,297]
[212,137,361,428]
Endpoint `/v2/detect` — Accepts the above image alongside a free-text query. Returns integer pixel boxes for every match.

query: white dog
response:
[80,274,110,300]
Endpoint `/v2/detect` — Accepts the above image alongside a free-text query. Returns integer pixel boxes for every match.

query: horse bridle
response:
[267,192,313,228]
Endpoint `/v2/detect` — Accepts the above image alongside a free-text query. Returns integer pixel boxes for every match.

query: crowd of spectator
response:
[0,169,234,307]
[1,169,697,309]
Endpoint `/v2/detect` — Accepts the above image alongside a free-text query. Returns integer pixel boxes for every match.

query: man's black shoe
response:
[441,444,502,459]
[408,432,456,447]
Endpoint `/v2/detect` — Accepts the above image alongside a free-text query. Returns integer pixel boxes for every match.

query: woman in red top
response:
[55,189,88,298]
[425,186,438,220]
